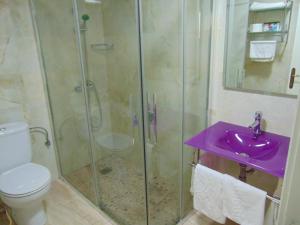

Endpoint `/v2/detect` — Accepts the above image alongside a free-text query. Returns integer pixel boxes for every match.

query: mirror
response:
[224,0,300,97]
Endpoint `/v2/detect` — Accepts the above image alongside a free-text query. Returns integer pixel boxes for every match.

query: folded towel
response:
[223,174,267,225]
[193,164,226,224]
[250,40,277,62]
[250,1,291,11]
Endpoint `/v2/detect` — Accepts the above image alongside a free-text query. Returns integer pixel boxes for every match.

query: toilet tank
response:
[0,122,32,174]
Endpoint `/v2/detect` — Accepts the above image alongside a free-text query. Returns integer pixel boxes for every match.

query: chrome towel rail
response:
[190,149,281,205]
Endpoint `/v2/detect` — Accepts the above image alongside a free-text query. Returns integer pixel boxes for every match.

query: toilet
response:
[0,122,51,225]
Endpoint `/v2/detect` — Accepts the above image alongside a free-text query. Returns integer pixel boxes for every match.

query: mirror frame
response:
[223,0,298,99]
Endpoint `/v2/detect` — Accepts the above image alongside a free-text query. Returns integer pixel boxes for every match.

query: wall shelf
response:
[247,1,293,44]
[250,2,292,12]
[248,31,288,35]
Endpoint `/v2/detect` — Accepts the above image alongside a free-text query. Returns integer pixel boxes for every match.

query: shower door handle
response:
[146,93,151,142]
[152,93,158,144]
[146,93,158,144]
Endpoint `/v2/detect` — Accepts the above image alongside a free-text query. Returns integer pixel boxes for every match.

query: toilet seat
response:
[0,163,51,198]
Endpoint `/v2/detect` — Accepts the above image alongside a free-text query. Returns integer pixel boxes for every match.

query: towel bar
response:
[190,149,281,206]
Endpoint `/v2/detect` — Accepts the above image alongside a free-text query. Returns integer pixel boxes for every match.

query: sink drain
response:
[236,152,249,158]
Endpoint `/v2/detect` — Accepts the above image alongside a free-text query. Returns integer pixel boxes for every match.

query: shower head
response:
[82,14,90,22]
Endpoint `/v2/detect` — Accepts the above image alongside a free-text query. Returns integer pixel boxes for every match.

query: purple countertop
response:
[184,121,290,177]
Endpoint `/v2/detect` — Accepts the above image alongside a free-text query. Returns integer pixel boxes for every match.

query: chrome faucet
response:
[249,111,263,138]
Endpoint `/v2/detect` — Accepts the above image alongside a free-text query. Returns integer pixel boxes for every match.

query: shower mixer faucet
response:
[74,80,94,92]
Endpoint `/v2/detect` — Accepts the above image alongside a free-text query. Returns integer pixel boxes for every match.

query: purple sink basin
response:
[216,130,279,160]
[184,121,290,177]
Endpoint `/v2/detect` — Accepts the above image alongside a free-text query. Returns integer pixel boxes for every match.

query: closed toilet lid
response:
[0,163,51,197]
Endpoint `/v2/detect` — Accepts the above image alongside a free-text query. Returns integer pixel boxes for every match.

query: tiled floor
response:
[0,179,234,225]
[66,155,179,225]
[0,205,10,225]
[0,180,116,225]
[0,156,281,225]
[182,212,238,225]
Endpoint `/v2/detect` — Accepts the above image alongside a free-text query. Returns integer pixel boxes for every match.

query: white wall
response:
[278,96,300,225]
[209,0,298,137]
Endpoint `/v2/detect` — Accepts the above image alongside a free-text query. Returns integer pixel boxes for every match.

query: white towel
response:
[193,164,226,224]
[250,40,277,62]
[223,174,267,225]
[250,1,291,11]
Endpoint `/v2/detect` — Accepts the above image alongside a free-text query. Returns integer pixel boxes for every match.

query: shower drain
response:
[99,167,113,175]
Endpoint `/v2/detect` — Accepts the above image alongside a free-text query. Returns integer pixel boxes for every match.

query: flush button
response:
[0,128,7,132]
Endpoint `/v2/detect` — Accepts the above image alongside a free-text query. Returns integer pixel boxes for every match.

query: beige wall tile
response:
[0,0,58,179]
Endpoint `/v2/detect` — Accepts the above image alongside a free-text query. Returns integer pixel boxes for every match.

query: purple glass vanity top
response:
[184,121,290,177]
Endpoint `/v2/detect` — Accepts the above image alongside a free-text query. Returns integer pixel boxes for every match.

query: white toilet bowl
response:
[0,163,51,225]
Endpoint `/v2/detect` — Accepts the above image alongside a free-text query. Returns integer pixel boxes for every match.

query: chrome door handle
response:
[146,92,158,144]
[146,93,152,142]
[152,93,157,144]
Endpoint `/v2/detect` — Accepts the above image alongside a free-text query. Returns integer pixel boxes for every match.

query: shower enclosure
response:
[30,0,212,224]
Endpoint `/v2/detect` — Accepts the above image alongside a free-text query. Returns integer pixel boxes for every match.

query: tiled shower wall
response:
[0,0,58,179]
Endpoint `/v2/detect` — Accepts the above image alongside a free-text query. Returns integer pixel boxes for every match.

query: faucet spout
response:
[248,111,263,138]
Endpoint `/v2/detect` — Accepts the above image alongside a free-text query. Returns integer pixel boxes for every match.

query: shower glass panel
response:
[182,0,212,215]
[31,0,98,203]
[140,1,183,224]
[31,0,212,224]
[76,1,147,225]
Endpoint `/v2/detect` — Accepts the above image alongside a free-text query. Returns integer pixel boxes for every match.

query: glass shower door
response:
[75,1,148,225]
[140,0,212,223]
[75,0,212,224]
[182,0,212,215]
[140,1,183,224]
[31,0,98,203]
